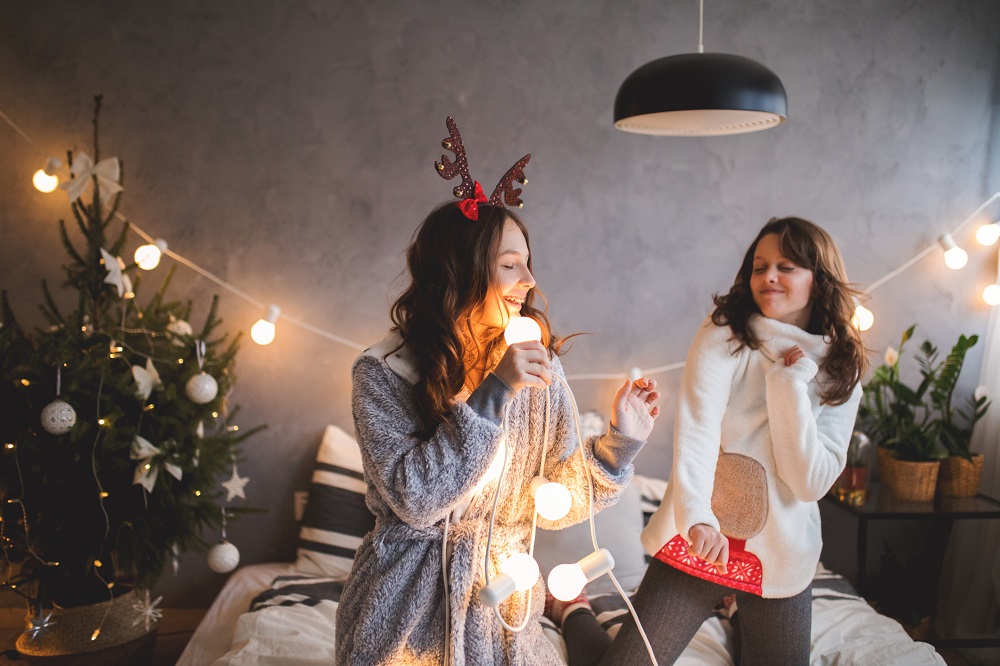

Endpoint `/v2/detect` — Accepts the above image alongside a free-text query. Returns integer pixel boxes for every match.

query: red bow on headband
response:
[458,181,488,221]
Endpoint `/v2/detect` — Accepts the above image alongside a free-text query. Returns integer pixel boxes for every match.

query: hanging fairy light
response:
[32,158,61,193]
[975,221,1000,246]
[547,548,615,601]
[984,284,1000,306]
[503,316,542,345]
[529,477,572,521]
[852,304,874,332]
[134,239,168,270]
[478,552,540,607]
[939,234,968,270]
[250,305,281,346]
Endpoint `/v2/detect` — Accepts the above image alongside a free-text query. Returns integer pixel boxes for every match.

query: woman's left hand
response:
[610,377,660,441]
[783,346,804,366]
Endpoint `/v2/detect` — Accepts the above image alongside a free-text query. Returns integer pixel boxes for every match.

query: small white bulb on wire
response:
[134,239,168,270]
[984,284,1000,306]
[529,476,572,521]
[852,304,874,331]
[939,234,968,270]
[32,157,61,193]
[250,305,281,346]
[504,316,542,344]
[479,553,539,607]
[547,548,615,601]
[975,222,1000,247]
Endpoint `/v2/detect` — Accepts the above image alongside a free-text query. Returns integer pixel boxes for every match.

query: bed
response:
[178,425,946,665]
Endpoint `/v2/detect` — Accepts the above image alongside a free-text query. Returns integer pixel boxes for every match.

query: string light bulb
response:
[975,222,1000,246]
[134,238,168,270]
[478,553,540,607]
[250,305,281,345]
[938,234,968,270]
[529,476,572,520]
[984,284,1000,306]
[503,316,542,345]
[547,548,615,601]
[32,158,61,193]
[852,304,874,332]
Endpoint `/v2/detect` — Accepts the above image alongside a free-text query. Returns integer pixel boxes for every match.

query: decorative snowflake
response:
[25,609,57,642]
[131,589,163,632]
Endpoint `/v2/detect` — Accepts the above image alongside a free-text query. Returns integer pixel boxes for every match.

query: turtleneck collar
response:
[748,313,830,364]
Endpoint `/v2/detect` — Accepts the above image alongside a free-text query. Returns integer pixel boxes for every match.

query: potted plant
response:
[857,325,987,501]
[931,338,990,497]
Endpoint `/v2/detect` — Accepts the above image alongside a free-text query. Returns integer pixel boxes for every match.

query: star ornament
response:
[131,589,163,632]
[132,358,162,401]
[222,465,250,502]
[25,609,57,642]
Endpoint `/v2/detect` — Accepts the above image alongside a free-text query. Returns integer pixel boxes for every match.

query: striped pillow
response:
[294,425,375,579]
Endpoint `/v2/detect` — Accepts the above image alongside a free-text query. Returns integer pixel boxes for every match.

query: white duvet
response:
[191,564,944,666]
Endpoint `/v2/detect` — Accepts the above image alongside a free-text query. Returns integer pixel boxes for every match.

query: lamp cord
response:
[697,0,705,53]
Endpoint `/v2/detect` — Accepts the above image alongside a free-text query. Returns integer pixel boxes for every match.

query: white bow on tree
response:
[59,152,123,203]
[130,435,182,493]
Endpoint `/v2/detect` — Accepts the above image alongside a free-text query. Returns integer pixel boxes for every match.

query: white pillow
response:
[294,425,375,579]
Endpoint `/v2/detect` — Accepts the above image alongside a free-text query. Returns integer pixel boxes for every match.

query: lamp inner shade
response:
[614,52,787,136]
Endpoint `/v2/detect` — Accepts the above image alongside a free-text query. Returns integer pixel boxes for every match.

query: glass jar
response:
[833,431,872,506]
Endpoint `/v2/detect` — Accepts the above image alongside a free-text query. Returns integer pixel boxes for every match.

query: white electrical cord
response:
[477,371,658,664]
[553,374,659,666]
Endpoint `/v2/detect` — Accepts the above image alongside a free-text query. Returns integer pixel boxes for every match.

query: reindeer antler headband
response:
[434,116,531,221]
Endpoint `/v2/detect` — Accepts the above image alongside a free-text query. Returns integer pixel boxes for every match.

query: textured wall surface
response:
[1,0,998,607]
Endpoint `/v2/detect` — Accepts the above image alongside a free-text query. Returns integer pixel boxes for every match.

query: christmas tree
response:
[0,96,262,616]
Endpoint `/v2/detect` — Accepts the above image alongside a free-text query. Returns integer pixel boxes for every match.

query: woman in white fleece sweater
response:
[557,217,867,666]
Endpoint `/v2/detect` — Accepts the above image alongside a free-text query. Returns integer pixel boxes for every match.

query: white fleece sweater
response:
[641,315,862,598]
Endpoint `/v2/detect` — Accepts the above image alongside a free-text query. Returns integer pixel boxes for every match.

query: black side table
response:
[821,482,1000,649]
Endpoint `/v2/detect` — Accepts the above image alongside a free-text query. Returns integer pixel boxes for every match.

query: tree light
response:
[32,158,61,193]
[984,284,1000,306]
[530,476,572,520]
[504,316,542,345]
[134,239,168,270]
[251,305,281,345]
[479,553,540,607]
[852,304,874,331]
[938,234,968,270]
[547,548,615,601]
[975,222,1000,246]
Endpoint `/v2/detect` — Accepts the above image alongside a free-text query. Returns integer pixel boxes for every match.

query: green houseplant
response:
[858,324,989,500]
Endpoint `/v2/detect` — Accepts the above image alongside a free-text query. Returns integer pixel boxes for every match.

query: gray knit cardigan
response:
[335,334,644,665]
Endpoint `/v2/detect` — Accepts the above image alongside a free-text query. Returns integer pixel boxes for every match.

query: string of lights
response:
[2,107,998,381]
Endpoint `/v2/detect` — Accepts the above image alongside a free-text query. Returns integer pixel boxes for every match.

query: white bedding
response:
[179,563,944,665]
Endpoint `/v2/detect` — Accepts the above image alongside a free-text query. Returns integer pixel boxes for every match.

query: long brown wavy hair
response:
[711,217,868,405]
[390,201,560,434]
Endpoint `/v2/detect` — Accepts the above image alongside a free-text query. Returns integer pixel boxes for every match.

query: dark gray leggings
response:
[563,558,812,666]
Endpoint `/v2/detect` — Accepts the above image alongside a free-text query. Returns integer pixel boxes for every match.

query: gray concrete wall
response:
[0,0,997,608]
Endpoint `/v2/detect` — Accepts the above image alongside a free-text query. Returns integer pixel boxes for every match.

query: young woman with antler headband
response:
[334,117,660,665]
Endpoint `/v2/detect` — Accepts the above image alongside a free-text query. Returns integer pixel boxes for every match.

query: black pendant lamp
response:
[614,0,787,136]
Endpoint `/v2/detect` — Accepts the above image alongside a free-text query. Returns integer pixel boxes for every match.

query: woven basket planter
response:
[937,453,984,497]
[886,458,940,502]
[876,446,895,488]
[15,589,157,664]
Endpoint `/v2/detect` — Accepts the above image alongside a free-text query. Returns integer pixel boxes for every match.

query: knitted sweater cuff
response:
[465,373,516,424]
[594,424,645,476]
